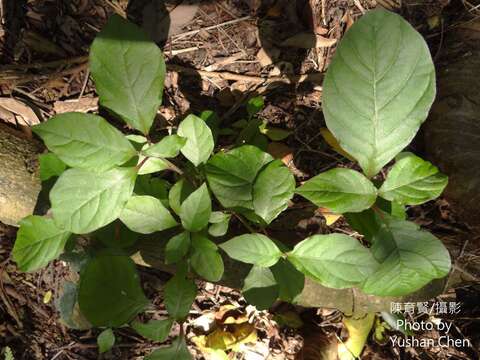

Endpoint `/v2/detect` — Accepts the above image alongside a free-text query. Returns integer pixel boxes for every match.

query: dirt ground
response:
[0,0,480,359]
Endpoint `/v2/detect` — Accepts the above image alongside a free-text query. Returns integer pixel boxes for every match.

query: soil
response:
[0,0,479,359]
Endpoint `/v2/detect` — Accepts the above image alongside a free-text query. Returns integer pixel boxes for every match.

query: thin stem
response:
[232,212,256,234]
[162,158,184,175]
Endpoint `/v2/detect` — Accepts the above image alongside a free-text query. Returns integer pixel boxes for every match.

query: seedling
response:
[12,10,450,358]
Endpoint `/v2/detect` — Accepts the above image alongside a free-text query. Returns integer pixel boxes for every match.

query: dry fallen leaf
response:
[267,142,293,166]
[317,207,342,226]
[280,33,337,49]
[0,97,40,126]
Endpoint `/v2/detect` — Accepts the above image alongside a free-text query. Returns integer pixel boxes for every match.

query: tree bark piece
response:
[0,123,42,226]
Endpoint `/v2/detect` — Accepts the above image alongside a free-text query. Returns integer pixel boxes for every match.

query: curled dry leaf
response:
[0,97,40,126]
[280,33,337,49]
[53,97,98,114]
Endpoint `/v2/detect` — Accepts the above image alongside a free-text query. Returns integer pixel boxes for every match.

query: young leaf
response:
[164,275,196,320]
[362,218,451,296]
[131,318,174,342]
[165,231,191,264]
[33,113,136,171]
[169,178,195,215]
[220,234,282,267]
[90,15,166,134]
[379,154,448,205]
[208,212,231,237]
[190,234,224,282]
[119,195,177,234]
[138,143,169,175]
[180,183,211,232]
[253,160,295,224]
[271,259,305,302]
[296,168,377,213]
[242,266,278,310]
[97,328,115,354]
[287,234,380,289]
[205,145,273,209]
[50,167,136,234]
[126,134,148,144]
[246,96,264,117]
[13,216,71,272]
[177,114,214,166]
[144,135,187,158]
[78,254,148,327]
[322,9,436,177]
[145,337,192,360]
[39,153,66,181]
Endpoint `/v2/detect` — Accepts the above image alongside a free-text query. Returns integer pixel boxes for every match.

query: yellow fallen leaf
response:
[338,314,375,360]
[318,207,342,226]
[43,290,52,304]
[320,128,355,161]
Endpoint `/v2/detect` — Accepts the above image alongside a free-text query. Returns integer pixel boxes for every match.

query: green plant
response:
[12,9,451,358]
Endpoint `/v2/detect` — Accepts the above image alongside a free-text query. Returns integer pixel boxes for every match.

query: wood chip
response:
[53,97,98,114]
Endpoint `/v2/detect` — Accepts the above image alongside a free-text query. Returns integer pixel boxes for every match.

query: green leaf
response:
[97,328,115,354]
[90,15,166,134]
[33,113,136,171]
[247,96,264,117]
[164,275,196,320]
[190,234,224,282]
[263,127,292,141]
[126,134,148,144]
[94,220,138,248]
[169,178,195,215]
[362,218,451,296]
[56,281,91,330]
[78,254,148,327]
[138,143,169,175]
[322,9,436,177]
[134,175,170,207]
[220,234,282,267]
[165,232,191,264]
[379,154,448,205]
[288,234,379,289]
[13,216,71,272]
[205,145,273,209]
[242,266,278,310]
[271,259,304,302]
[120,195,177,234]
[296,168,377,213]
[208,212,231,237]
[208,214,231,237]
[144,135,187,158]
[131,318,174,342]
[50,167,136,234]
[39,152,66,181]
[180,183,211,232]
[145,337,192,360]
[177,114,214,166]
[253,160,295,224]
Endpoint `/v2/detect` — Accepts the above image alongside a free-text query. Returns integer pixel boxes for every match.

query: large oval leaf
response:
[288,234,379,289]
[220,234,282,267]
[362,218,451,296]
[177,114,214,166]
[119,195,177,234]
[205,145,273,209]
[253,160,295,224]
[78,254,148,327]
[13,215,71,272]
[33,113,136,171]
[322,9,436,177]
[50,167,136,234]
[164,275,197,320]
[379,154,448,205]
[180,183,211,232]
[296,168,377,213]
[90,15,166,134]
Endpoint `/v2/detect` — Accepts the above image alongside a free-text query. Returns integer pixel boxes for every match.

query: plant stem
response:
[232,212,256,234]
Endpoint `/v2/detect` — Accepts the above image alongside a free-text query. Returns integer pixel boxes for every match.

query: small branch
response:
[162,158,184,175]
[170,16,252,40]
[232,212,256,234]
